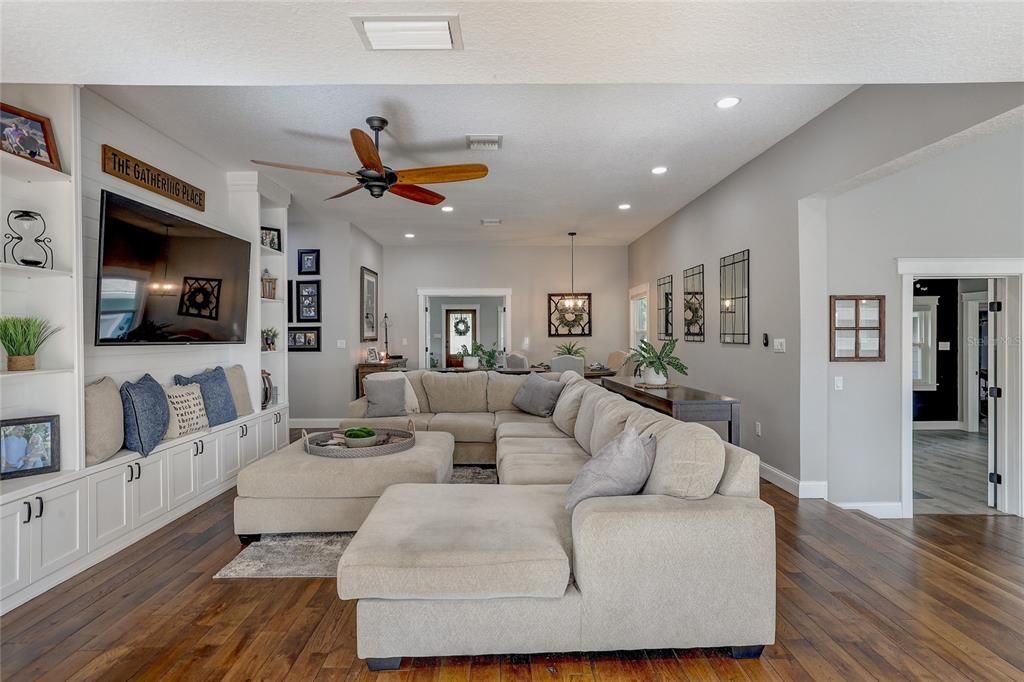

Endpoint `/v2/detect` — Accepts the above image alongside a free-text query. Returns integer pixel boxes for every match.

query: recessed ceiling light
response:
[716,96,741,109]
[351,16,463,51]
[404,233,415,239]
[441,206,454,212]
[651,166,668,175]
[618,203,631,210]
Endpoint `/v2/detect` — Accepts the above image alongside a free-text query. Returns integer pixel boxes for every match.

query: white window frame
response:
[912,295,939,391]
[629,283,649,349]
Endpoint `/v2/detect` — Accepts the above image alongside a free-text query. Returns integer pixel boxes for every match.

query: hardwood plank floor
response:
[913,429,1001,515]
[2,483,1022,681]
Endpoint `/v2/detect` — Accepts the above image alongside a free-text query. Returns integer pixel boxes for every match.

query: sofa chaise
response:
[337,371,775,669]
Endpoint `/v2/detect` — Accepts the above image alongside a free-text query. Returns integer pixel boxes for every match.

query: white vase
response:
[463,356,480,370]
[641,367,668,385]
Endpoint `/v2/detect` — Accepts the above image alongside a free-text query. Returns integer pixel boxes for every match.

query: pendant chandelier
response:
[148,224,179,296]
[557,231,587,313]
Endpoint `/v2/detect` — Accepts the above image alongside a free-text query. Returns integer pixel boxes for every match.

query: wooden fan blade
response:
[251,160,355,177]
[350,129,384,173]
[388,184,445,205]
[324,185,362,201]
[394,164,489,185]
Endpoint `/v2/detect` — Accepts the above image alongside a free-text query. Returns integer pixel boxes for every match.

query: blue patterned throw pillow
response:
[120,373,170,455]
[174,367,238,426]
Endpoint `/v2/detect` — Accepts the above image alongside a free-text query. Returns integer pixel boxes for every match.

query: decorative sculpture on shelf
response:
[4,210,53,269]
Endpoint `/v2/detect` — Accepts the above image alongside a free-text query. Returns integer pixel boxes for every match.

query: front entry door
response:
[445,309,477,368]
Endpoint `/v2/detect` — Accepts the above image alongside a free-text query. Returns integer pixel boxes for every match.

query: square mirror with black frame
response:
[297,249,320,275]
[296,280,321,323]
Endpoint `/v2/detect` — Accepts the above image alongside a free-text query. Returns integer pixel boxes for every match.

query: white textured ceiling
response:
[90,84,856,245]
[4,2,1023,86]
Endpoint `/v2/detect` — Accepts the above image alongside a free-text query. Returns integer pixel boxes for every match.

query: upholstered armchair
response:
[548,354,585,374]
[506,352,529,369]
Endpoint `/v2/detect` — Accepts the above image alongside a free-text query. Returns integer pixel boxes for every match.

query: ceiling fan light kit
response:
[251,115,488,207]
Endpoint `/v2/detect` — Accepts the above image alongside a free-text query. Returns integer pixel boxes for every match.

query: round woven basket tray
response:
[303,425,416,459]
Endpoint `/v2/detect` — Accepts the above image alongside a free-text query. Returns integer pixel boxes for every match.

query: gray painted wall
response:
[825,124,1024,504]
[628,83,1024,480]
[288,221,382,419]
[383,244,629,368]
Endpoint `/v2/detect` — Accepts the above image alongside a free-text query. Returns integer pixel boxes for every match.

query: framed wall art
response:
[178,277,222,320]
[548,293,592,337]
[297,249,320,275]
[656,275,673,340]
[260,227,282,252]
[682,264,705,342]
[360,266,378,341]
[296,280,321,323]
[719,250,749,345]
[830,295,885,361]
[1,414,60,480]
[1,103,62,172]
[288,326,321,352]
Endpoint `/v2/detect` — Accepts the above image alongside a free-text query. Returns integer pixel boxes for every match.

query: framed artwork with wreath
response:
[178,277,221,320]
[548,293,592,337]
[682,264,705,342]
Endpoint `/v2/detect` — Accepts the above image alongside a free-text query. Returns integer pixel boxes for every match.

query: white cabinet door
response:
[134,455,168,528]
[219,427,242,482]
[258,414,276,458]
[195,436,220,493]
[0,499,32,599]
[240,422,259,467]
[168,442,198,510]
[32,479,88,581]
[275,409,290,450]
[88,464,132,551]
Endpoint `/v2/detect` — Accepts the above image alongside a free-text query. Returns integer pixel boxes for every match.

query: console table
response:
[356,358,408,398]
[601,377,742,446]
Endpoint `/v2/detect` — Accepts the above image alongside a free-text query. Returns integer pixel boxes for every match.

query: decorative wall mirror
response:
[656,275,673,340]
[830,295,885,361]
[682,264,705,342]
[719,250,749,344]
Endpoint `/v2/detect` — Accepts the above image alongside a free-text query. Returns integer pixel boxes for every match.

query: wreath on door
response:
[453,317,471,336]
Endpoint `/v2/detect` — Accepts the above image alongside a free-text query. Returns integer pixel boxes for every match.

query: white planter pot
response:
[463,356,480,370]
[641,367,668,385]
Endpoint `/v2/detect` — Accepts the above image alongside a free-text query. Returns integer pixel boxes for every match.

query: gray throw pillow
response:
[512,372,565,418]
[365,375,408,417]
[565,428,656,511]
[85,377,124,466]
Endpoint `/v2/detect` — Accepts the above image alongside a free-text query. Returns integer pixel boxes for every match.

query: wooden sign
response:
[102,144,205,212]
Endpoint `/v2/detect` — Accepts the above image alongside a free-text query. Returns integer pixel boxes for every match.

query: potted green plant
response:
[261,327,279,351]
[0,317,61,372]
[458,341,499,370]
[553,341,587,358]
[626,339,687,386]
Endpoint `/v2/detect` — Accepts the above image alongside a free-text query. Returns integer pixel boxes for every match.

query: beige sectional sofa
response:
[342,370,563,465]
[337,370,775,669]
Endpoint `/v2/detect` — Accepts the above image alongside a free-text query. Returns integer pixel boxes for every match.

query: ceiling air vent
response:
[466,135,503,151]
[480,218,503,227]
[351,15,463,51]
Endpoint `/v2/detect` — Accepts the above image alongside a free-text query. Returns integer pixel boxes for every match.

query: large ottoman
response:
[233,431,454,540]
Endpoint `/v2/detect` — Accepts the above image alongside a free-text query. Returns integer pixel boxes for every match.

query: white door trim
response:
[961,291,988,433]
[417,288,512,369]
[629,283,650,347]
[897,258,1024,518]
[439,304,480,368]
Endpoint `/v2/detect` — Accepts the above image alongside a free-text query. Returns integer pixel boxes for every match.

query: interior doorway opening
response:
[417,288,512,370]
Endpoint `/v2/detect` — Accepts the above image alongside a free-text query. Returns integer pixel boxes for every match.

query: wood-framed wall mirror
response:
[830,295,885,361]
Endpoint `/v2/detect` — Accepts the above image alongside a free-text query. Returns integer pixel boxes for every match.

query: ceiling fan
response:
[251,116,488,205]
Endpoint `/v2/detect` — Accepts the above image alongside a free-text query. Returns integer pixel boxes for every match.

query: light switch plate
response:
[938,341,951,351]
[337,339,346,349]
[834,376,844,391]
[772,338,786,353]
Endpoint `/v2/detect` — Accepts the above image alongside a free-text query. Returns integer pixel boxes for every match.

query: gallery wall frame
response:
[682,264,705,342]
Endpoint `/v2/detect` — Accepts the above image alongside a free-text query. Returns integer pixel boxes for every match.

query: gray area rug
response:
[214,466,497,579]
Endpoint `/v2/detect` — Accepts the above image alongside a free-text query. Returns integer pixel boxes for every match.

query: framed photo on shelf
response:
[1,415,60,481]
[1,103,62,172]
[296,280,321,323]
[366,347,380,363]
[360,266,378,341]
[260,227,282,252]
[288,326,321,352]
[297,249,320,275]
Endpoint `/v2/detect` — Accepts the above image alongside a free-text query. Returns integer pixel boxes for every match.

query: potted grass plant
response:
[0,317,62,372]
[626,338,687,386]
[553,341,587,358]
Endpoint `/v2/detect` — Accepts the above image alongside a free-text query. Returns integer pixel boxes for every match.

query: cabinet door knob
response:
[128,464,135,482]
[22,500,32,524]
[35,496,43,518]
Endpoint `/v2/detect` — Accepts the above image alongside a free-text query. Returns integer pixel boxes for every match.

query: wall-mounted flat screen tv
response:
[95,190,251,345]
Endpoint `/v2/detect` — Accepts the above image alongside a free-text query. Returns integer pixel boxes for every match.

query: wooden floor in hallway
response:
[913,429,1001,515]
[2,482,1022,681]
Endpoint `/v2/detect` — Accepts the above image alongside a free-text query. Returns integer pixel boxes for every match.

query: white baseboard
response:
[289,418,343,428]
[912,420,965,431]
[834,501,906,519]
[759,463,827,499]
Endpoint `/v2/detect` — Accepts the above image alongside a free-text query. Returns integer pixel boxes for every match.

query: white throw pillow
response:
[364,372,419,413]
[165,383,209,440]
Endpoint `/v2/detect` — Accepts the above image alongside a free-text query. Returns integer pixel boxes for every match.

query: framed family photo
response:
[260,227,282,252]
[1,415,60,480]
[297,249,320,275]
[1,103,62,172]
[288,326,321,352]
[296,280,321,323]
[360,266,378,341]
